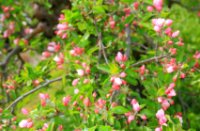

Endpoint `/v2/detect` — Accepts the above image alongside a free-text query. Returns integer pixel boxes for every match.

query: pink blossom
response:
[83,97,91,107]
[155,127,162,131]
[70,47,84,56]
[113,77,123,86]
[139,65,146,76]
[128,115,135,123]
[165,83,175,94]
[95,99,106,109]
[169,48,177,55]
[19,119,33,128]
[167,89,176,98]
[58,14,65,21]
[175,112,183,124]
[133,2,139,10]
[21,108,29,115]
[147,6,154,12]
[152,18,165,27]
[109,16,115,29]
[74,88,79,94]
[77,69,84,76]
[83,79,90,84]
[124,8,131,16]
[47,42,61,52]
[165,27,172,36]
[153,0,163,12]
[39,93,49,107]
[63,96,71,106]
[167,40,173,45]
[156,109,167,125]
[42,51,51,58]
[166,65,174,73]
[55,21,69,39]
[131,99,140,111]
[165,19,173,26]
[171,30,180,38]
[14,38,20,45]
[161,99,170,110]
[154,26,161,33]
[180,73,186,79]
[193,51,200,59]
[19,120,28,128]
[119,72,126,78]
[115,52,127,63]
[156,109,165,119]
[54,53,64,68]
[141,115,147,120]
[72,78,79,86]
[39,93,49,100]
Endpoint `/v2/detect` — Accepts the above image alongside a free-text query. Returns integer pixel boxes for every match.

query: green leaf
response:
[98,125,112,131]
[93,6,105,14]
[110,106,129,114]
[97,64,110,73]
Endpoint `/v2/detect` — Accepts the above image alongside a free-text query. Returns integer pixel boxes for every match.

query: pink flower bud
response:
[72,78,79,86]
[147,6,154,12]
[115,52,127,63]
[63,96,71,106]
[180,73,186,79]
[167,40,173,45]
[42,51,51,58]
[141,115,147,120]
[131,99,140,111]
[83,97,91,107]
[128,115,135,123]
[153,0,163,12]
[165,19,173,26]
[169,48,177,55]
[133,2,139,10]
[21,108,29,115]
[172,30,180,38]
[155,127,162,131]
[119,72,126,78]
[161,99,170,110]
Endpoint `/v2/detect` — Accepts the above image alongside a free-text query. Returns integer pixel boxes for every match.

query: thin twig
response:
[98,32,109,64]
[125,24,131,58]
[131,54,170,67]
[6,76,63,111]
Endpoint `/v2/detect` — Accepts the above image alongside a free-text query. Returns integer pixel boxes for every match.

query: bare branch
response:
[98,32,109,64]
[6,76,63,111]
[131,54,170,67]
[125,24,131,58]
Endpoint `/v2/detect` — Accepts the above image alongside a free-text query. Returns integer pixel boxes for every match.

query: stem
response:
[6,76,63,112]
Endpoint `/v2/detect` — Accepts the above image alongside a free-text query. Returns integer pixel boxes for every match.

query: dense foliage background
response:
[0,0,200,131]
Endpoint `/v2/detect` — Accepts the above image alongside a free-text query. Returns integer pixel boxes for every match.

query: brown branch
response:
[131,54,170,67]
[6,76,63,111]
[0,22,45,68]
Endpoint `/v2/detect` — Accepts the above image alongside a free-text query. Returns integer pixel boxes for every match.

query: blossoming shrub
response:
[0,0,199,131]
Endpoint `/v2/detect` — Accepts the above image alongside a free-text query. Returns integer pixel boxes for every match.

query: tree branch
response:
[125,24,131,58]
[131,54,170,67]
[0,22,45,68]
[98,32,109,64]
[6,76,63,111]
